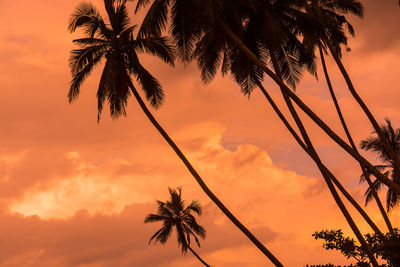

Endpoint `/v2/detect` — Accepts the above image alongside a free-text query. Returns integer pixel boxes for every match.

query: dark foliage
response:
[144,188,206,254]
[310,229,400,267]
[360,120,400,211]
[68,0,175,121]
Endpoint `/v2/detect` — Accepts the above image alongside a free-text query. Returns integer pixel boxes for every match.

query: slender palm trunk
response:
[266,49,379,265]
[127,81,283,266]
[187,246,210,267]
[268,44,382,236]
[258,82,383,236]
[325,40,400,175]
[217,19,400,196]
[318,44,393,233]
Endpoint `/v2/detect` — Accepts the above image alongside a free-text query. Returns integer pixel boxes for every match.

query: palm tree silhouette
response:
[134,0,400,196]
[145,188,210,266]
[301,0,400,179]
[134,1,285,265]
[68,1,277,265]
[360,120,400,212]
[220,2,381,263]
[221,0,400,198]
[134,1,386,265]
[298,0,393,233]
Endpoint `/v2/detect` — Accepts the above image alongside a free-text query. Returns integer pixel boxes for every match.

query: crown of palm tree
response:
[134,0,315,94]
[221,0,319,94]
[68,0,175,121]
[145,188,206,253]
[360,119,400,212]
[296,0,363,57]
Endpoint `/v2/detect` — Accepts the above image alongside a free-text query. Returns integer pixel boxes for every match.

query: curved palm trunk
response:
[127,81,284,266]
[187,246,210,267]
[217,19,400,196]
[325,40,400,175]
[267,46,382,236]
[318,44,393,233]
[258,83,383,237]
[266,49,379,265]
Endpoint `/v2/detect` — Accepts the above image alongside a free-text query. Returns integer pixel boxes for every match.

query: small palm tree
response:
[360,120,400,212]
[145,188,210,267]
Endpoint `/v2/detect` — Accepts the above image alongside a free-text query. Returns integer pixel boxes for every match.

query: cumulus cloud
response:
[3,123,399,266]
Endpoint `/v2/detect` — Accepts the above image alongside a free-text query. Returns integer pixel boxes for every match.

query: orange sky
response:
[1,0,400,266]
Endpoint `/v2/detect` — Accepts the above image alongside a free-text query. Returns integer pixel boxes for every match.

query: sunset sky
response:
[1,0,400,266]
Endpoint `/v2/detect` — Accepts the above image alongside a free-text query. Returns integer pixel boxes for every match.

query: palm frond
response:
[108,69,131,119]
[97,59,113,121]
[156,221,173,243]
[110,0,131,35]
[183,224,203,247]
[322,0,364,18]
[68,1,103,37]
[73,38,108,47]
[364,179,383,206]
[170,0,203,62]
[184,214,206,239]
[175,223,189,253]
[137,0,170,38]
[133,36,175,66]
[192,29,224,83]
[185,200,202,215]
[273,42,303,90]
[134,0,152,13]
[69,44,108,74]
[69,52,105,103]
[148,225,165,244]
[133,59,165,108]
[144,213,168,223]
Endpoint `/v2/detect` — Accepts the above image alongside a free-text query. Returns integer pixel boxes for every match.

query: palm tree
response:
[145,188,210,266]
[223,3,383,263]
[134,1,383,265]
[360,120,400,212]
[68,1,282,265]
[297,0,393,233]
[300,0,400,179]
[133,0,400,197]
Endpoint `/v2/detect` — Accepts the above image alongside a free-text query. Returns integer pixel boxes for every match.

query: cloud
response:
[1,0,400,266]
[3,123,398,266]
[0,202,277,267]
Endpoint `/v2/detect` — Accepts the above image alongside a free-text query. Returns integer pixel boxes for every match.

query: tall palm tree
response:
[133,0,400,197]
[319,44,393,233]
[300,0,400,178]
[217,0,400,198]
[297,0,393,233]
[360,120,400,212]
[145,188,210,267]
[68,1,282,266]
[133,0,384,265]
[222,3,383,264]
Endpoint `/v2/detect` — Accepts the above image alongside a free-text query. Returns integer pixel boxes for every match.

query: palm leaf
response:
[69,52,105,102]
[132,36,175,66]
[137,0,170,38]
